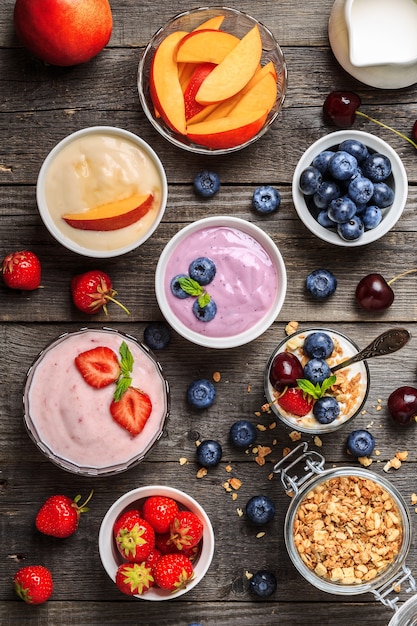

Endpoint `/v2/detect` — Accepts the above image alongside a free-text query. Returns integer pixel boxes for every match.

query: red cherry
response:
[323,91,361,128]
[388,386,417,425]
[269,352,304,391]
[355,273,394,312]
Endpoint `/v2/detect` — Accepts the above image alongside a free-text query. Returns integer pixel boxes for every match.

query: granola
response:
[293,475,403,585]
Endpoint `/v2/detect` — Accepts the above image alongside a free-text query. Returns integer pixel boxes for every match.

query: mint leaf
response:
[113,341,134,402]
[197,292,211,308]
[178,276,204,297]
[297,375,336,400]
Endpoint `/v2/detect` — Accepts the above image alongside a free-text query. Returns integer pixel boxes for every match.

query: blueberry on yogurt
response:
[313,396,340,424]
[170,274,190,299]
[189,257,216,286]
[303,358,332,385]
[192,297,217,322]
[303,331,334,359]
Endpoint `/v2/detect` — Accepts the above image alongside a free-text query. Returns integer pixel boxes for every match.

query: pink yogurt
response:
[164,226,279,338]
[23,329,169,475]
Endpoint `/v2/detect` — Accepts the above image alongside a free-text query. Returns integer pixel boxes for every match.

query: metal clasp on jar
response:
[272,441,325,496]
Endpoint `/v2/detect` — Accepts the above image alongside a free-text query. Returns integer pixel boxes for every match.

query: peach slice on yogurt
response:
[62,192,153,231]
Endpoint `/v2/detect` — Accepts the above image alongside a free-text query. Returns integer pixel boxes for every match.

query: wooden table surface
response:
[1,0,417,624]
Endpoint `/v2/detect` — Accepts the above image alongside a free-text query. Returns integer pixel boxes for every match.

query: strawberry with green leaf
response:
[13,565,53,604]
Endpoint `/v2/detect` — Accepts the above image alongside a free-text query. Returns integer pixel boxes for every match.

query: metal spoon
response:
[330,327,411,373]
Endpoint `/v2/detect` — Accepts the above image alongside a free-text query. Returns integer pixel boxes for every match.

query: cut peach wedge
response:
[195,25,262,105]
[230,71,277,117]
[176,29,240,64]
[62,193,154,231]
[187,108,268,149]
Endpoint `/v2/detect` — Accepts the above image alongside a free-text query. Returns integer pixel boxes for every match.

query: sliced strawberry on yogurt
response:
[277,387,314,417]
[110,387,152,435]
[75,346,121,389]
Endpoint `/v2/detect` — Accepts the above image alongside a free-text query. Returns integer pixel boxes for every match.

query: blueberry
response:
[192,298,217,322]
[252,185,281,215]
[313,396,340,424]
[312,150,334,174]
[245,495,276,525]
[303,358,332,385]
[338,139,369,164]
[327,195,357,224]
[196,439,222,467]
[337,215,365,241]
[170,274,190,299]
[346,429,375,457]
[299,166,322,195]
[189,257,216,286]
[347,176,374,205]
[328,150,358,181]
[303,331,334,359]
[372,182,394,208]
[249,570,277,597]
[305,269,337,300]
[186,379,216,410]
[362,205,382,229]
[143,322,171,350]
[317,210,336,229]
[229,420,257,448]
[362,153,392,182]
[313,180,340,209]
[193,170,220,198]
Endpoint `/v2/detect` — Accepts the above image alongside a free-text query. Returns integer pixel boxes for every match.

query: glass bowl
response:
[23,328,170,476]
[155,215,287,349]
[137,6,287,155]
[98,485,215,600]
[264,327,369,434]
[292,130,408,247]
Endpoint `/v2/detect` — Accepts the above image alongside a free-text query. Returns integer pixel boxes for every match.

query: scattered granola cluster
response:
[293,475,403,585]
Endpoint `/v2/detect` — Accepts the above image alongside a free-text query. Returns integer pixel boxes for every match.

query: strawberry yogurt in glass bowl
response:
[23,328,170,476]
[155,216,287,349]
[264,327,370,434]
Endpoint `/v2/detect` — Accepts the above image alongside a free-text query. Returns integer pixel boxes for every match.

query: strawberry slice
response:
[277,387,314,417]
[75,346,121,389]
[110,387,152,435]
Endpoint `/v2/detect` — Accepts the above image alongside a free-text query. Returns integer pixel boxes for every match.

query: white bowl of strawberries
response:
[98,485,215,600]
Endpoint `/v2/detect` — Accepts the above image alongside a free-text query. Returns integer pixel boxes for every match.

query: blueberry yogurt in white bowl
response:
[292,130,408,246]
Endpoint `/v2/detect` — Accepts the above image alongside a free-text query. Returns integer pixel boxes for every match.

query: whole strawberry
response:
[169,510,204,550]
[35,490,93,538]
[142,496,179,534]
[70,269,130,315]
[114,509,155,562]
[13,565,53,604]
[152,553,194,591]
[1,250,41,290]
[277,387,314,417]
[115,562,154,596]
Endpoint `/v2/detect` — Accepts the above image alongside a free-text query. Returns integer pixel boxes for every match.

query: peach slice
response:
[193,15,225,31]
[177,15,225,83]
[195,25,262,105]
[62,193,153,231]
[149,30,188,135]
[176,29,240,64]
[230,71,277,117]
[187,108,268,149]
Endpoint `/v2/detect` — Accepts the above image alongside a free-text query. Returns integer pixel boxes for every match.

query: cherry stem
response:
[387,268,417,286]
[356,110,417,150]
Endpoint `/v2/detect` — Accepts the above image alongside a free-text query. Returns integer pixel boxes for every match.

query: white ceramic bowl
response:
[138,6,287,155]
[292,130,408,247]
[155,216,287,349]
[36,126,168,258]
[98,485,215,600]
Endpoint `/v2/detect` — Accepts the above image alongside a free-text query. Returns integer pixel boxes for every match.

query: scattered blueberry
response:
[170,274,190,299]
[327,195,357,223]
[305,269,337,300]
[245,495,276,525]
[143,322,171,350]
[249,570,277,597]
[192,298,217,322]
[303,358,332,385]
[229,420,257,448]
[362,205,382,229]
[328,150,358,181]
[252,185,281,215]
[337,215,365,241]
[189,257,216,286]
[299,166,322,195]
[186,379,216,410]
[303,331,334,359]
[372,181,394,208]
[362,153,392,182]
[346,429,375,457]
[347,176,374,205]
[339,139,369,163]
[313,396,340,424]
[196,439,222,467]
[193,170,220,198]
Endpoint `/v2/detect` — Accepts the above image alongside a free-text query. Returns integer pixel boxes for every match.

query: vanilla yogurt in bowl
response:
[23,328,170,476]
[36,126,167,258]
[155,216,287,349]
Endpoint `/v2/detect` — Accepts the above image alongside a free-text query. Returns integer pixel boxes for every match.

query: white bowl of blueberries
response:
[292,130,408,246]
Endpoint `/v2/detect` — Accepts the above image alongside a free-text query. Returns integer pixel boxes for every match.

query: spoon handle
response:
[331,327,411,373]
